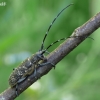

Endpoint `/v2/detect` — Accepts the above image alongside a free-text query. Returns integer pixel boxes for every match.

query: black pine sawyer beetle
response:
[8,4,73,96]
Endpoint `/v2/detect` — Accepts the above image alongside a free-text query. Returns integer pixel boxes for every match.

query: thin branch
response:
[0,12,100,100]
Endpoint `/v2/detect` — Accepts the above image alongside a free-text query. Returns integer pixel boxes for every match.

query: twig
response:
[0,12,100,100]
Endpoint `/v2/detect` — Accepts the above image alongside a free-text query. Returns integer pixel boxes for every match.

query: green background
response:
[0,0,100,100]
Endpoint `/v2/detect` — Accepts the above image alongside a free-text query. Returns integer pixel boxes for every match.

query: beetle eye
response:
[25,61,32,68]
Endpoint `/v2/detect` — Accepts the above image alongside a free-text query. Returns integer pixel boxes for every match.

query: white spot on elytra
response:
[0,96,5,100]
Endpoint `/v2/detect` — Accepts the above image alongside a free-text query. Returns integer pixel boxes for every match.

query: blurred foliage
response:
[0,0,100,100]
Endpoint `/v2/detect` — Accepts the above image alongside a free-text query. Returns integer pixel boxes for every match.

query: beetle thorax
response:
[30,51,44,64]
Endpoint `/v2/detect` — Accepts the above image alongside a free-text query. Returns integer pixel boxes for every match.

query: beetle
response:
[8,4,73,96]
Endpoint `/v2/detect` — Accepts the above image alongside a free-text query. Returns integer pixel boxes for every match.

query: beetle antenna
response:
[40,3,73,51]
[41,37,68,54]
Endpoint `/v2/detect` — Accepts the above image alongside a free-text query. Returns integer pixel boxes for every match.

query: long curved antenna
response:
[40,3,73,51]
[41,36,94,54]
[41,35,94,54]
[41,37,68,54]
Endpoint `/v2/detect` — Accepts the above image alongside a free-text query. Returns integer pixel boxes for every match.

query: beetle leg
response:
[33,65,38,79]
[39,62,55,69]
[17,77,26,83]
[15,84,19,96]
[15,77,27,96]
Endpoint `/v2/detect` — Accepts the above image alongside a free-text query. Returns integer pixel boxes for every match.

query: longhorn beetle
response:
[9,4,73,96]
